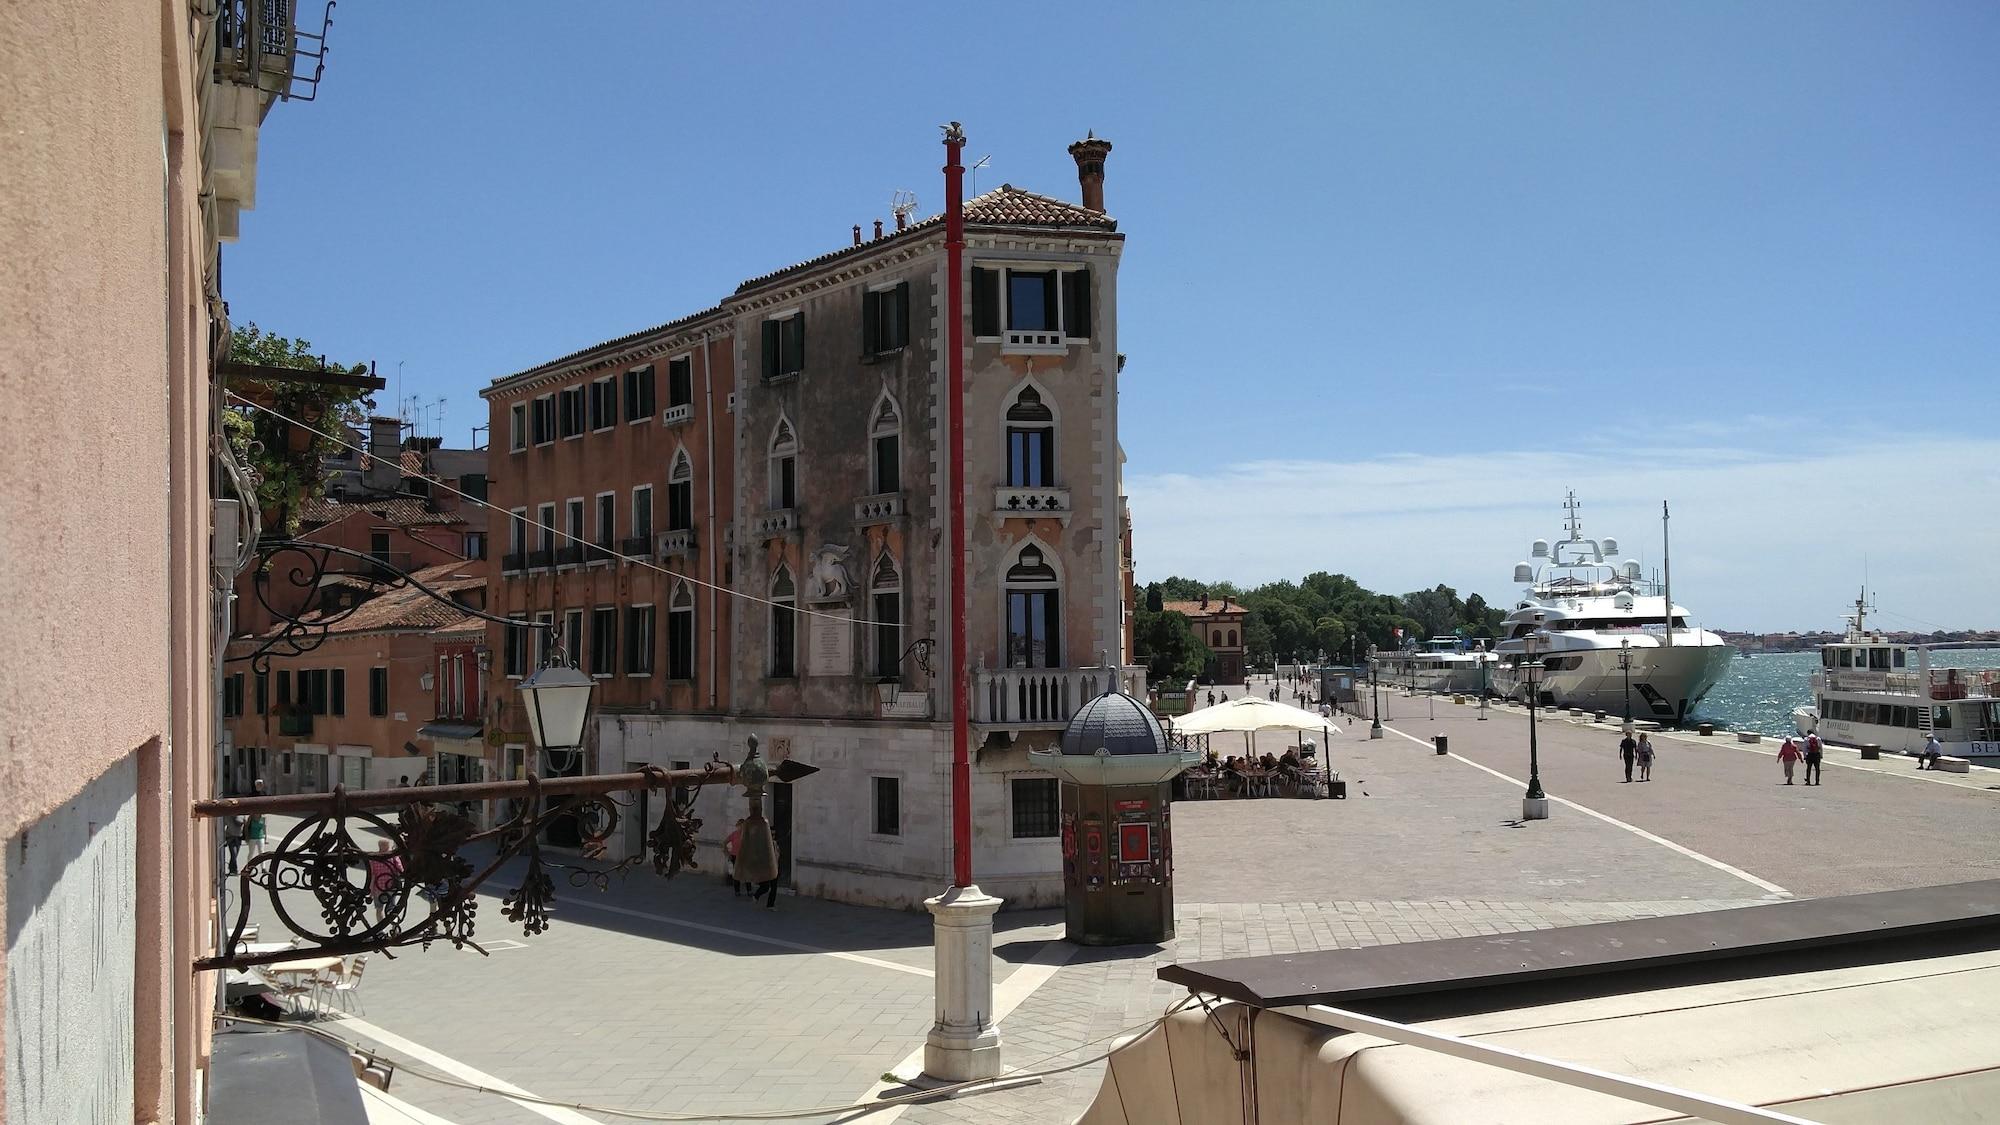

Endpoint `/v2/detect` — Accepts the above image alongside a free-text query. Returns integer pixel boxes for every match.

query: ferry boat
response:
[1489,495,1733,722]
[1371,637,1497,694]
[1791,591,2000,760]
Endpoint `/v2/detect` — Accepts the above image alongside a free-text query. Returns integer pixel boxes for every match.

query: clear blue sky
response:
[231,2,2000,631]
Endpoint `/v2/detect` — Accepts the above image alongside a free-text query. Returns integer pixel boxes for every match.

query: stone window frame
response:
[768,415,799,512]
[868,773,903,841]
[769,564,797,679]
[1002,378,1059,489]
[870,550,902,682]
[667,581,696,682]
[1000,535,1064,670]
[667,446,695,532]
[868,388,902,496]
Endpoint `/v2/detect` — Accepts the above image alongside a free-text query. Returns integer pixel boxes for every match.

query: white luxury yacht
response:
[1490,494,1733,722]
[1371,637,1498,694]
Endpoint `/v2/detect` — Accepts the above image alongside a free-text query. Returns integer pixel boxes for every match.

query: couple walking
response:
[1778,733,1824,785]
[1617,731,1655,782]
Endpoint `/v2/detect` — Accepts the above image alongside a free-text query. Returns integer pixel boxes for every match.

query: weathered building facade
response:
[482,136,1139,909]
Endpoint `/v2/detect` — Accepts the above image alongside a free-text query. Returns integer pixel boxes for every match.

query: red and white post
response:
[923,121,1004,1083]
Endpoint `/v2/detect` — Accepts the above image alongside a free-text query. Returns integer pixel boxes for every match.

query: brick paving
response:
[228,675,2000,1124]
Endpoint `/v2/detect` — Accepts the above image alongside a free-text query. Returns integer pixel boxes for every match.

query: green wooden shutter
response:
[785,311,805,373]
[893,282,910,348]
[1064,267,1092,339]
[762,319,780,379]
[1040,271,1060,332]
[972,268,999,337]
[862,288,880,356]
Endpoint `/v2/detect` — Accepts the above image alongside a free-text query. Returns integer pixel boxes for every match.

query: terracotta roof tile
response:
[1161,600,1243,619]
[275,564,486,636]
[299,495,466,528]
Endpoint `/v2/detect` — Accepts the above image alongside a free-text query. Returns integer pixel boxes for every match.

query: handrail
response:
[1298,1003,1819,1125]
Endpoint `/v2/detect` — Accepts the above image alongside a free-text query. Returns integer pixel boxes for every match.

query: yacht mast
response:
[1662,500,1673,649]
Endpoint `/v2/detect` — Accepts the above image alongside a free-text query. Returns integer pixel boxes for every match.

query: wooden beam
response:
[220,359,386,393]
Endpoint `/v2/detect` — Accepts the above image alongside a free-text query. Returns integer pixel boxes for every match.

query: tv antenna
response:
[891,189,919,226]
[969,154,991,196]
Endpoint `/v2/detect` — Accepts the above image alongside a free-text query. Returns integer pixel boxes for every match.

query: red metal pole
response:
[944,124,972,889]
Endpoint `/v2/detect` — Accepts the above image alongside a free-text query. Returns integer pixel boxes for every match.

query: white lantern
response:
[518,663,595,750]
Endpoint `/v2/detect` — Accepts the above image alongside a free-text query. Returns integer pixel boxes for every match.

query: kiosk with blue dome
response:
[1029,684,1203,945]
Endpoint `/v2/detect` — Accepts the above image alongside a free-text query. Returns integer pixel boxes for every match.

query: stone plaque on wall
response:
[807,614,853,678]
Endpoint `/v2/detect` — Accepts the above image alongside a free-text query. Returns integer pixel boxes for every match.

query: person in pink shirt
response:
[1778,736,1802,785]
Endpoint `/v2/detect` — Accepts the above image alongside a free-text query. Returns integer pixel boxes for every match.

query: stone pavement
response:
[223,676,1999,1124]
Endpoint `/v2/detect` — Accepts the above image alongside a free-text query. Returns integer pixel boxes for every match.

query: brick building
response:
[1164,594,1249,684]
[481,134,1140,908]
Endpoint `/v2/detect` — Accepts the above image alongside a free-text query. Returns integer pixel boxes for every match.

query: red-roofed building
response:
[1163,595,1248,683]
[479,134,1142,909]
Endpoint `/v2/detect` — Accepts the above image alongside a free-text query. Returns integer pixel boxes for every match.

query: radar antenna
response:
[1562,490,1583,541]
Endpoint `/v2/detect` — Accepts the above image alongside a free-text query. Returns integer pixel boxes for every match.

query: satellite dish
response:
[1531,539,1549,559]
[1602,536,1619,555]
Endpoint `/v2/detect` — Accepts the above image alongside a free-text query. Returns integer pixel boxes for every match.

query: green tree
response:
[1133,609,1210,686]
[222,324,372,534]
[1144,582,1164,613]
[1156,576,1207,602]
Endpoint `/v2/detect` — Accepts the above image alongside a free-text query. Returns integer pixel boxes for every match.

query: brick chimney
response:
[365,416,401,493]
[1068,131,1113,213]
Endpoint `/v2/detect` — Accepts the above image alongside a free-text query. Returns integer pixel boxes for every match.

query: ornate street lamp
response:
[519,633,595,774]
[1618,637,1634,733]
[1522,626,1549,820]
[1367,644,1383,740]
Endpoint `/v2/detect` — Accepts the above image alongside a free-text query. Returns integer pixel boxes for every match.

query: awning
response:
[1168,696,1341,737]
[416,722,482,741]
[208,1026,368,1125]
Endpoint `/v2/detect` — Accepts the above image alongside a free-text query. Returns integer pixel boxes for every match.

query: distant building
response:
[481,135,1139,908]
[1164,595,1249,683]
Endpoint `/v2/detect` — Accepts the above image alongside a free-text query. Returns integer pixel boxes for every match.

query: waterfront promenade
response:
[242,674,1998,1124]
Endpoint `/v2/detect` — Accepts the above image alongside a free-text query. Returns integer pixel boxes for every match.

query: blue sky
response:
[230,2,2000,632]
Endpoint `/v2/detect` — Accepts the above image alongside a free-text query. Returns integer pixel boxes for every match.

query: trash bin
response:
[1860,744,1881,760]
[1434,735,1448,756]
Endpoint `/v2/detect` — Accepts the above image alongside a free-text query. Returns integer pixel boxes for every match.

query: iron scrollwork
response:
[228,539,550,675]
[201,767,714,972]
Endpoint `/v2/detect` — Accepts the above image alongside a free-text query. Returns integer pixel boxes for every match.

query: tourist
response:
[1618,731,1638,783]
[1778,736,1801,785]
[245,780,268,859]
[1636,733,1655,781]
[221,814,245,875]
[366,840,402,921]
[1206,690,1216,708]
[1919,732,1943,770]
[1320,701,1332,721]
[1803,732,1824,786]
[725,818,745,895]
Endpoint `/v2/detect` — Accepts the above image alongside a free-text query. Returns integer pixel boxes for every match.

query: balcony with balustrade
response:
[657,528,697,560]
[972,663,1148,733]
[994,486,1072,525]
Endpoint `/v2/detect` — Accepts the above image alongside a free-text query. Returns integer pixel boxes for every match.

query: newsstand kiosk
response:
[1029,685,1203,946]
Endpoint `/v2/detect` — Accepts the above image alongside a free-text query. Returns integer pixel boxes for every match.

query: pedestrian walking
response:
[1778,736,1801,785]
[1804,732,1824,786]
[1636,733,1655,781]
[221,814,245,874]
[724,818,745,895]
[245,779,268,859]
[1206,690,1216,707]
[1618,732,1638,783]
[1919,732,1943,770]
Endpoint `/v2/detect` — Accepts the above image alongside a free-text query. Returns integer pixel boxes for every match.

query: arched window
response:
[667,449,694,532]
[770,565,796,677]
[667,582,695,680]
[871,551,902,680]
[1005,544,1061,669]
[769,418,797,511]
[1212,630,1223,647]
[1228,630,1238,648]
[1005,387,1055,488]
[870,392,901,495]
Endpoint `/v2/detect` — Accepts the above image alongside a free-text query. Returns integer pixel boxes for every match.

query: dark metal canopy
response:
[1059,686,1167,757]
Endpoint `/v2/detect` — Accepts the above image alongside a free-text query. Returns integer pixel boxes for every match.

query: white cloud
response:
[1128,433,2000,633]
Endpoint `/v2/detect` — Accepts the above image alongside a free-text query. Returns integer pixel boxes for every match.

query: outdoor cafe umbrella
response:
[1168,695,1341,761]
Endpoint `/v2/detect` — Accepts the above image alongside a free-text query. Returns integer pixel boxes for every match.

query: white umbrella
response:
[1172,695,1342,736]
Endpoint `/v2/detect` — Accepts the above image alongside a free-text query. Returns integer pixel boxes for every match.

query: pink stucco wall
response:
[1,2,217,1120]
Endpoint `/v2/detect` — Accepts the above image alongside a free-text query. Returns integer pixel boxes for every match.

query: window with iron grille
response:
[1010,777,1060,838]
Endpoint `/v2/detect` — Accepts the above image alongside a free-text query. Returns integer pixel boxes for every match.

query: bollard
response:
[1860,744,1880,760]
[1434,735,1448,756]
[1594,710,1607,723]
[1697,723,1714,736]
[1735,731,1761,744]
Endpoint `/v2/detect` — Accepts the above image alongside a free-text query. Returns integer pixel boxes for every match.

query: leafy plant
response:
[223,324,372,534]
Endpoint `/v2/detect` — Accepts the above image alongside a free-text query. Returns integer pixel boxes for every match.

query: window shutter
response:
[862,289,880,356]
[762,319,780,379]
[972,268,999,337]
[786,311,805,372]
[331,669,346,716]
[893,282,910,348]
[1064,268,1092,339]
[1041,271,1060,333]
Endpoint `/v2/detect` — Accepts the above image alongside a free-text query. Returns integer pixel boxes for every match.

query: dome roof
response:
[1059,687,1168,756]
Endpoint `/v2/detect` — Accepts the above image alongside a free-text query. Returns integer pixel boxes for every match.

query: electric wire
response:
[221,996,1193,1121]
[227,391,917,631]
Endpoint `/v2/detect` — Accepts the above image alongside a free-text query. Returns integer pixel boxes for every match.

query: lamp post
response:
[1618,637,1634,733]
[1367,644,1383,739]
[1522,630,1548,820]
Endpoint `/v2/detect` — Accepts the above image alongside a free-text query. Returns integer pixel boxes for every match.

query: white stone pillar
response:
[923,884,1004,1081]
